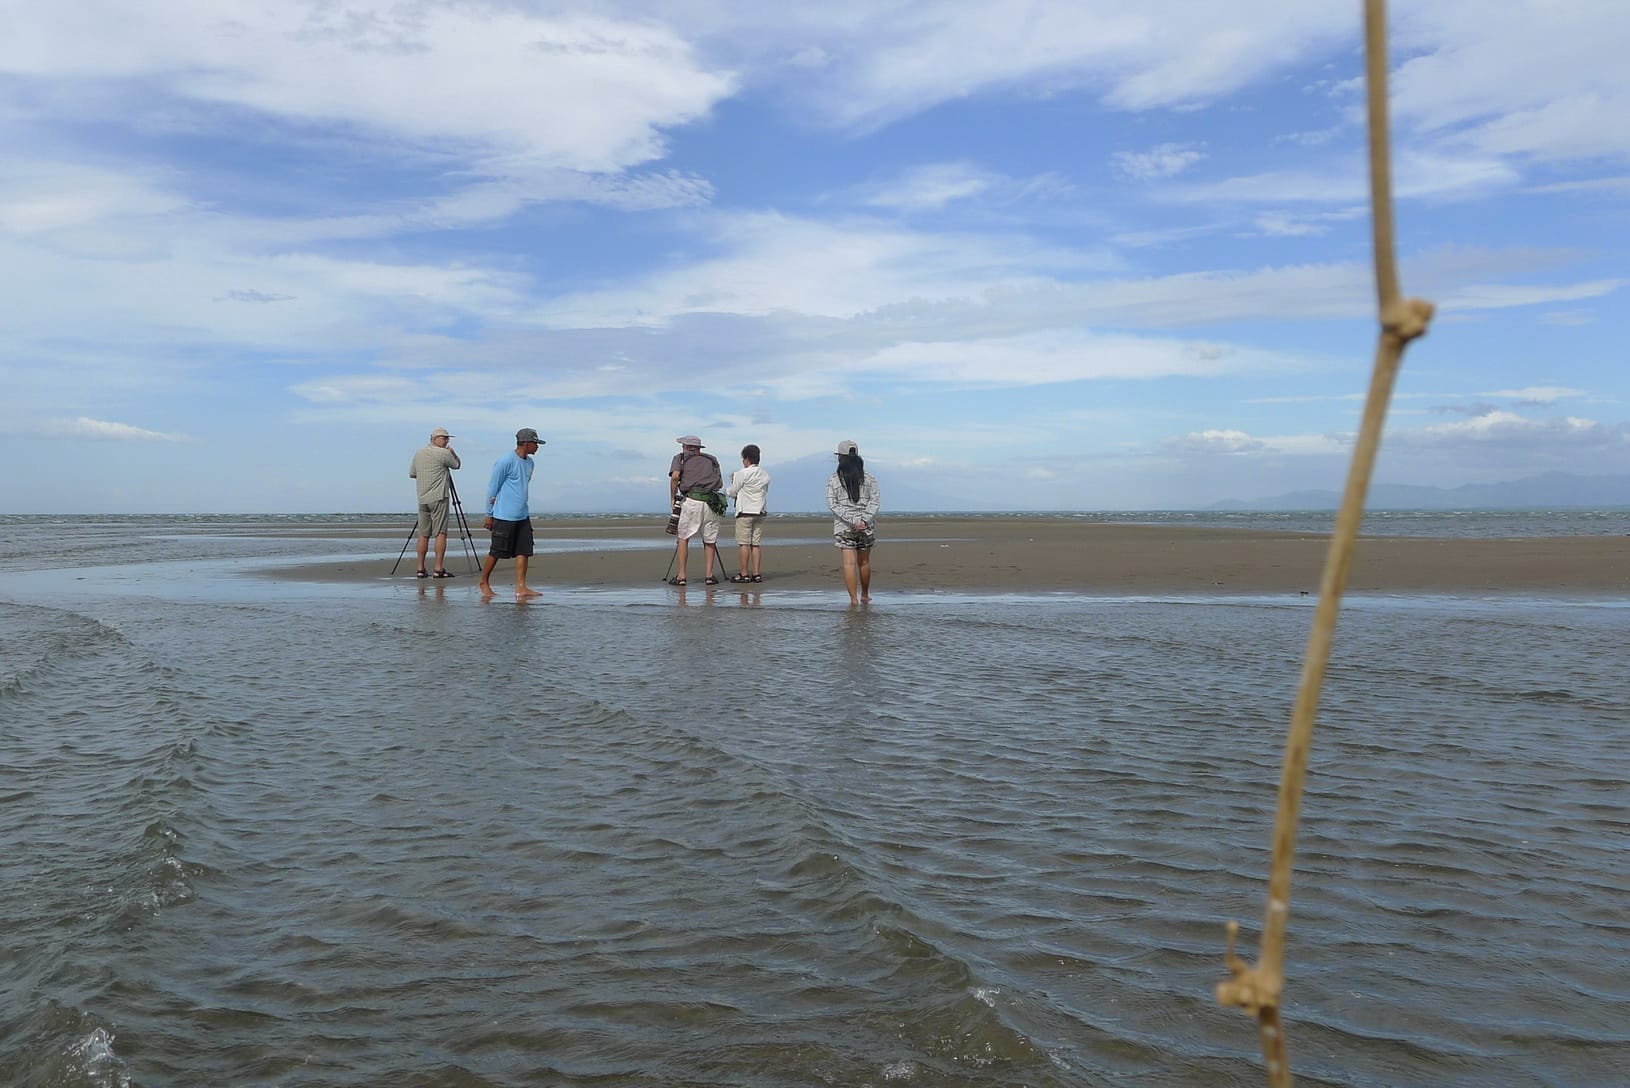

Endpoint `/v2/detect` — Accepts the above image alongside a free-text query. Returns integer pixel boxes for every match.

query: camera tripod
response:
[660,492,735,583]
[392,475,480,576]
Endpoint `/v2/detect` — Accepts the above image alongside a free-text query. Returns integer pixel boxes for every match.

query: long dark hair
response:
[836,451,865,503]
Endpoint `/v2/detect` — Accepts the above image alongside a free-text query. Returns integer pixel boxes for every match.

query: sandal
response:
[730,573,751,583]
[415,570,429,578]
[705,577,720,586]
[431,569,455,578]
[669,578,686,586]
[750,575,763,583]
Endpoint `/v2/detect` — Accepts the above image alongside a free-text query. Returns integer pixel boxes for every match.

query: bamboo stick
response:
[1214,2,1434,1084]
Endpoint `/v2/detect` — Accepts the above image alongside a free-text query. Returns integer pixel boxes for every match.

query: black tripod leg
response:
[452,499,479,574]
[707,540,734,582]
[390,520,419,576]
[663,539,679,583]
[446,478,481,574]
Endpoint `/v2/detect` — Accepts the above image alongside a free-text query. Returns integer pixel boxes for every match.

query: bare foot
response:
[516,586,542,599]
[478,582,495,597]
[859,594,871,603]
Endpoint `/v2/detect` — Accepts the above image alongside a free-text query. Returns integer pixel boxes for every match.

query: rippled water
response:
[2,527,1626,1086]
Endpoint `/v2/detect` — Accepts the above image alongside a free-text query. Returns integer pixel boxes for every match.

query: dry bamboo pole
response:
[1214,2,1435,1085]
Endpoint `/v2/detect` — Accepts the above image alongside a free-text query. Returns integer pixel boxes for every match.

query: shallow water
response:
[1,524,1626,1086]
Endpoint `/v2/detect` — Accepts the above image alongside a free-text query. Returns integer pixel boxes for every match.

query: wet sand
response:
[252,516,1630,595]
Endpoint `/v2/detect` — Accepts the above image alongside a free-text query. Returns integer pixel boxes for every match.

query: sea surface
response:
[2,515,1626,1087]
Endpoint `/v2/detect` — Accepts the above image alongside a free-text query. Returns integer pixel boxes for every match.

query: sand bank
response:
[251,516,1630,595]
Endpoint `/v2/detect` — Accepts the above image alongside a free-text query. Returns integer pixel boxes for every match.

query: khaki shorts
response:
[734,513,764,546]
[676,497,719,543]
[416,498,450,538]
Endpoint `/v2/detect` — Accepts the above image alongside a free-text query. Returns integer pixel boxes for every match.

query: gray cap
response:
[430,427,453,439]
[676,434,703,447]
[835,439,858,456]
[516,427,545,445]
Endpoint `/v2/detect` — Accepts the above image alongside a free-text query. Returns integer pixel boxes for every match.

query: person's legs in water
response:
[478,554,498,596]
[415,533,431,575]
[515,554,540,598]
[857,547,872,602]
[432,531,449,573]
[840,548,861,604]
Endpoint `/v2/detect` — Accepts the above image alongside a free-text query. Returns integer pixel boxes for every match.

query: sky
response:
[3,0,1627,513]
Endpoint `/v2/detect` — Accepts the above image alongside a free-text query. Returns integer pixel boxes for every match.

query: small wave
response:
[64,1027,132,1088]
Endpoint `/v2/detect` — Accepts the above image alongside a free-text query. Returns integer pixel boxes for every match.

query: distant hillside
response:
[1214,472,1630,511]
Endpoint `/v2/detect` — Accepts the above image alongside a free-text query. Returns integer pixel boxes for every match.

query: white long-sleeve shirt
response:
[727,464,771,515]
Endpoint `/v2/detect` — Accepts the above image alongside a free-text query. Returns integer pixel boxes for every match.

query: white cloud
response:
[1438,279,1625,312]
[537,211,1108,327]
[1392,1,1630,164]
[725,1,1352,129]
[37,416,188,441]
[1163,428,1264,454]
[0,161,190,234]
[1250,207,1366,237]
[1481,386,1585,403]
[0,2,736,176]
[861,161,997,212]
[1112,143,1206,181]
[1401,410,1626,449]
[859,332,1304,388]
[1158,428,1348,457]
[1170,149,1520,206]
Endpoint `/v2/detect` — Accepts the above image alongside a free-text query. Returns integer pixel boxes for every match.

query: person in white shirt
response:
[726,444,771,583]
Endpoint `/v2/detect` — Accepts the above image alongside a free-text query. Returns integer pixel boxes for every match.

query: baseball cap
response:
[676,434,704,448]
[515,427,545,445]
[835,439,858,456]
[430,427,453,439]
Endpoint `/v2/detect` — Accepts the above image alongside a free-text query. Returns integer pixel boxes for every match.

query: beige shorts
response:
[734,513,764,546]
[676,497,719,543]
[416,498,449,538]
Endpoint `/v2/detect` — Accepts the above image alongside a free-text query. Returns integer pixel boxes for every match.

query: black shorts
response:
[488,517,534,559]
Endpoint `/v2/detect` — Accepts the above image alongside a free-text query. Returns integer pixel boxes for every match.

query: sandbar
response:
[250,516,1630,596]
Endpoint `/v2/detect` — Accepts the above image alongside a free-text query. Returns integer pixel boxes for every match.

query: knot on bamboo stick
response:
[1381,296,1434,343]
[1216,920,1282,1015]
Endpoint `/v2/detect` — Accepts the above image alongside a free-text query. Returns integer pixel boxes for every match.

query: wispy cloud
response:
[1112,143,1206,181]
[1480,386,1586,403]
[860,161,997,212]
[38,416,188,441]
[1161,428,1264,454]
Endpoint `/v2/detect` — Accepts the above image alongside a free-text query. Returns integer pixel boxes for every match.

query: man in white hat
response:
[408,427,461,578]
[667,435,724,586]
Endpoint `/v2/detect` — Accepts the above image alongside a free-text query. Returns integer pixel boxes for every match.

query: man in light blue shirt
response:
[479,427,544,599]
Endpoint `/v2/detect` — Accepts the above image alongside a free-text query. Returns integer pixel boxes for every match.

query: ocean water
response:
[2,518,1626,1087]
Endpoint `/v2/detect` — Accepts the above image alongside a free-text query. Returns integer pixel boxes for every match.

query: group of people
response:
[407,428,881,603]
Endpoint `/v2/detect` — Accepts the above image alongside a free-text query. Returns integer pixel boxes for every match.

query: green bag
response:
[691,488,728,517]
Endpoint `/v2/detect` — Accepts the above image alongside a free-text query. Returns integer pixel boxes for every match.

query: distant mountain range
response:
[1214,472,1630,511]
